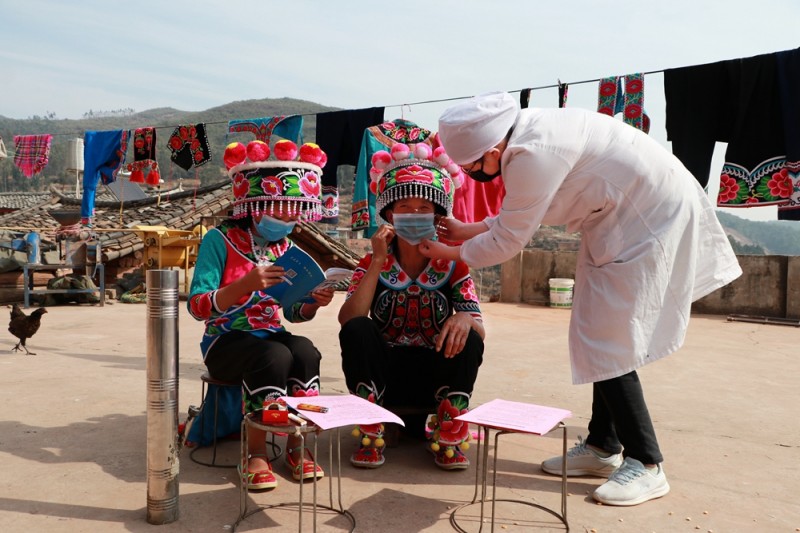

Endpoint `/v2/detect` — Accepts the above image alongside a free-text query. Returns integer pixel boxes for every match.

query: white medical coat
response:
[459,108,742,384]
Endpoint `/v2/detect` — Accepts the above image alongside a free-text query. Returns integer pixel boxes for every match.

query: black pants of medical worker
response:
[339,316,484,434]
[586,370,664,465]
[204,330,322,411]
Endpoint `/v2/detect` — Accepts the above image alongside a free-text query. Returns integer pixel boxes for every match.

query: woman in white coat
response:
[420,92,742,507]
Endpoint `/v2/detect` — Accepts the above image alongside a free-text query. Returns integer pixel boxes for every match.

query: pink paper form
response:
[455,398,571,435]
[281,395,405,431]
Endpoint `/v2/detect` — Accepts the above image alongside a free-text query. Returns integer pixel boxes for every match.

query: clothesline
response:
[4,67,671,140]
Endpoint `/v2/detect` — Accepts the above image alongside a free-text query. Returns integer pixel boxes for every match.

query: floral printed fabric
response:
[167,123,211,171]
[345,248,481,349]
[597,74,649,132]
[717,157,790,206]
[187,221,310,359]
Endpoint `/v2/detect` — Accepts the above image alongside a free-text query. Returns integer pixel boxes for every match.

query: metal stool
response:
[190,371,241,468]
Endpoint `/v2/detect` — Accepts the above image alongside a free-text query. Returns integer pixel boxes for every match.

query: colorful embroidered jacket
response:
[188,221,311,359]
[346,248,482,348]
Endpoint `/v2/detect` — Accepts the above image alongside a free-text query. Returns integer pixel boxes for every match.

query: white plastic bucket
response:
[549,278,574,309]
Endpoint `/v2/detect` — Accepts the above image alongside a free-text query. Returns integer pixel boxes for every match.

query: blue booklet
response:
[264,246,353,308]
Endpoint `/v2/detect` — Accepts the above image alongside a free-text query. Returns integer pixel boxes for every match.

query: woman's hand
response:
[242,265,286,293]
[418,239,461,261]
[436,216,468,242]
[436,312,475,358]
[370,224,395,262]
[307,287,335,307]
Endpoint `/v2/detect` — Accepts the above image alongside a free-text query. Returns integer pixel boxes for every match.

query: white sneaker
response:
[593,457,670,506]
[541,436,623,477]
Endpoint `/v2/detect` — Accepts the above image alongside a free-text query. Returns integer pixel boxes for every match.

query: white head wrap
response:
[437,91,520,165]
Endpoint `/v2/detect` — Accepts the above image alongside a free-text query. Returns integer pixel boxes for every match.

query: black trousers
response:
[585,370,663,464]
[339,316,484,412]
[204,330,321,413]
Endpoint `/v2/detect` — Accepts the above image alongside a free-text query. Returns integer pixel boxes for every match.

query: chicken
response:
[9,304,47,355]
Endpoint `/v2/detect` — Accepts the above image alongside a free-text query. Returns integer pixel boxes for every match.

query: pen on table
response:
[296,403,329,413]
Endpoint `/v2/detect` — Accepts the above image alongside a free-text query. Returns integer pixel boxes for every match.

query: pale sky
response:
[2,0,799,221]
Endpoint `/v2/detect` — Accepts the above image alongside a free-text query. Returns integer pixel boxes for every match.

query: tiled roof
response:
[0,192,51,210]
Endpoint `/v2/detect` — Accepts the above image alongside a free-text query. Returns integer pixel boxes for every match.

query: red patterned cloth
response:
[13,134,53,177]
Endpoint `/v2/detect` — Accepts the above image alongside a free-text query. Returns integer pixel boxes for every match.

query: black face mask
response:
[468,167,501,183]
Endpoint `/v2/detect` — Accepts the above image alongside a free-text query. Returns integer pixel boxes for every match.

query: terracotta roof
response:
[0,181,361,270]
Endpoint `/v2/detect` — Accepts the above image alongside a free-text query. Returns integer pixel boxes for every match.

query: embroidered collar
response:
[379,245,455,290]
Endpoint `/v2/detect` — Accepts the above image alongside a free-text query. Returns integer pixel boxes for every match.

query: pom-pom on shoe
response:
[431,444,470,470]
[350,423,386,468]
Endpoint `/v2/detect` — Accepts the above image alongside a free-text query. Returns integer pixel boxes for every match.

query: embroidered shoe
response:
[592,457,670,506]
[541,436,623,477]
[350,423,386,468]
[432,445,470,470]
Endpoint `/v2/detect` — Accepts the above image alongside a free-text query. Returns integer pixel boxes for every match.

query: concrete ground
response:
[0,293,798,533]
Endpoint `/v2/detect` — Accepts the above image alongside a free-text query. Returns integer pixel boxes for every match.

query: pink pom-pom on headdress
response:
[412,143,432,160]
[369,166,382,182]
[246,140,270,162]
[451,170,465,188]
[224,142,247,169]
[432,147,450,166]
[299,143,324,165]
[371,150,392,170]
[274,140,298,161]
[391,143,410,161]
[445,161,460,176]
[318,151,328,168]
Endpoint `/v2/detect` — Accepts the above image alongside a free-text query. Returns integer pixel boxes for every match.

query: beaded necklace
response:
[248,228,274,266]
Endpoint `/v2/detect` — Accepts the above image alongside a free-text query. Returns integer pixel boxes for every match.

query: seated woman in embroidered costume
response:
[188,140,334,491]
[338,143,485,470]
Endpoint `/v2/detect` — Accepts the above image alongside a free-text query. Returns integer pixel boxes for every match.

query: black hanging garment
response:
[776,48,800,220]
[665,52,787,210]
[519,88,532,109]
[315,107,385,224]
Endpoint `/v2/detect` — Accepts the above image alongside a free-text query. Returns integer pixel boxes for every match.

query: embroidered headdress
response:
[224,140,326,220]
[370,142,464,221]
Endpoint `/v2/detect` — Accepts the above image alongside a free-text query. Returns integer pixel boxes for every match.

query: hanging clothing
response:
[665,51,788,206]
[0,137,7,159]
[127,127,161,185]
[352,119,433,236]
[452,176,505,224]
[13,134,52,178]
[776,48,800,220]
[227,115,303,145]
[664,61,732,188]
[458,107,741,385]
[597,74,650,133]
[81,130,129,219]
[520,88,532,109]
[167,123,212,171]
[315,107,385,223]
[558,81,569,108]
[717,53,786,208]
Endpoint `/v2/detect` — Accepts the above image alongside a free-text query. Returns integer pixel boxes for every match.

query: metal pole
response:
[146,269,180,524]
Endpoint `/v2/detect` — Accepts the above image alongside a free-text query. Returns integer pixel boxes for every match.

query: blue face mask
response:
[392,213,436,245]
[255,214,297,243]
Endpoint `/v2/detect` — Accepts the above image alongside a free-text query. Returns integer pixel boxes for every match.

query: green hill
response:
[0,98,340,192]
[716,210,800,256]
